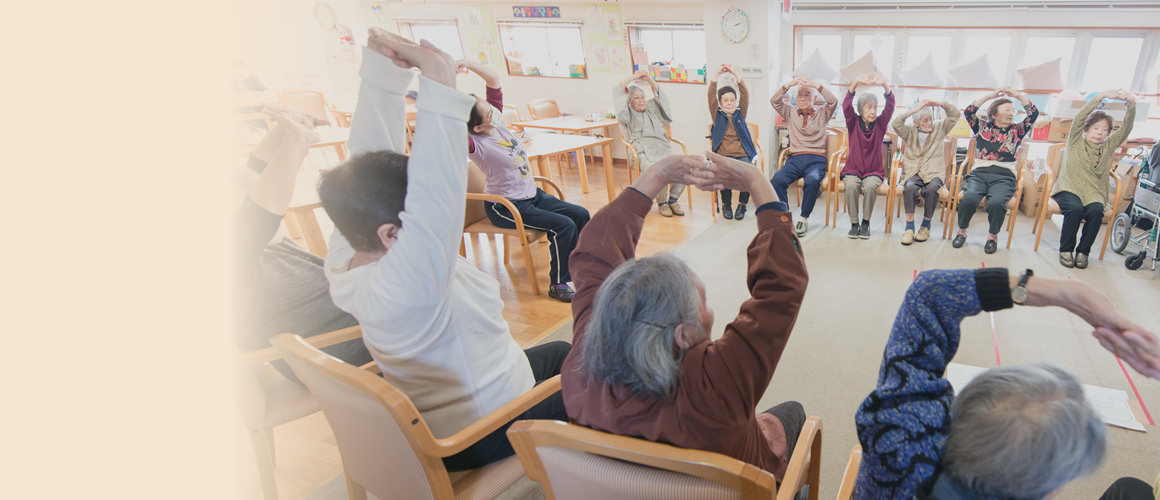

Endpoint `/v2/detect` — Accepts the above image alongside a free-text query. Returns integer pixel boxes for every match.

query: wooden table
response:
[523,132,616,201]
[515,116,619,135]
[314,126,350,162]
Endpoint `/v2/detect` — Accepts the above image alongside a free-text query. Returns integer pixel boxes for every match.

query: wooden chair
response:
[704,122,766,216]
[271,332,562,500]
[526,98,562,120]
[463,161,565,295]
[618,124,694,211]
[772,128,844,227]
[829,132,896,228]
[282,202,328,258]
[278,90,347,126]
[508,417,822,500]
[502,105,523,131]
[835,446,862,500]
[882,137,956,236]
[237,326,368,500]
[945,142,1031,249]
[1032,143,1124,259]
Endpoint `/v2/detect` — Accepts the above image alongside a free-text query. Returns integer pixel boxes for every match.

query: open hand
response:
[368,28,457,87]
[695,152,761,192]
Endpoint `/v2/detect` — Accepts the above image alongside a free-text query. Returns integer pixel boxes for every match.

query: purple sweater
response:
[842,91,895,179]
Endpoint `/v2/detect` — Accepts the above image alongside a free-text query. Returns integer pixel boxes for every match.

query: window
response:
[627,24,706,83]
[800,33,842,72]
[959,33,1012,83]
[497,21,587,78]
[1082,37,1145,92]
[1022,36,1076,84]
[903,35,952,79]
[853,34,895,76]
[396,20,465,60]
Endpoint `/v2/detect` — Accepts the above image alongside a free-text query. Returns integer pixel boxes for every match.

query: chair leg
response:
[1033,209,1049,252]
[503,235,511,265]
[459,237,467,258]
[824,183,831,228]
[344,470,368,500]
[796,185,803,207]
[249,429,279,500]
[1099,218,1113,260]
[521,238,541,295]
[1006,210,1019,249]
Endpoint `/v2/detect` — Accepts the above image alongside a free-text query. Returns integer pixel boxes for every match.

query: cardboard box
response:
[1021,174,1046,217]
[1046,117,1072,143]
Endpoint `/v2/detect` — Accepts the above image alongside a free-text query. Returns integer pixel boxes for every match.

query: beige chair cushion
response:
[450,455,525,500]
[259,363,320,428]
[537,446,742,500]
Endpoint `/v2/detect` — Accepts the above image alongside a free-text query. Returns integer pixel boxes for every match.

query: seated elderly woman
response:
[841,73,895,240]
[614,69,684,217]
[890,99,961,245]
[856,267,1160,499]
[560,152,810,480]
[1052,90,1137,269]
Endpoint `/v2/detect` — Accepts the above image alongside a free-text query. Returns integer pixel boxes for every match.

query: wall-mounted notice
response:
[513,6,561,18]
[584,4,628,73]
[459,5,503,66]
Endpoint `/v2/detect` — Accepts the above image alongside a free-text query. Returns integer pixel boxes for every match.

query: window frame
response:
[496,20,589,80]
[394,18,466,60]
[626,22,708,85]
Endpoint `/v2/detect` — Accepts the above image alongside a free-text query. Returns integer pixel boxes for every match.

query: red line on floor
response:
[1115,355,1155,426]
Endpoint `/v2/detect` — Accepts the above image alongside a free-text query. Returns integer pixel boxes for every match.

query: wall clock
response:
[721,7,750,44]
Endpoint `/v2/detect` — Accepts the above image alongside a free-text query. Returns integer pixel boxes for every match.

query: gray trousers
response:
[903,175,945,220]
[656,183,687,205]
[843,174,883,224]
[957,168,1017,234]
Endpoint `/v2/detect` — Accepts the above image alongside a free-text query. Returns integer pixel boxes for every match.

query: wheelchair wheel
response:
[1125,251,1145,271]
[1109,213,1131,255]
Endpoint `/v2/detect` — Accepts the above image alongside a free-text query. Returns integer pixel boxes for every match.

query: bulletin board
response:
[458,5,503,66]
[584,4,629,74]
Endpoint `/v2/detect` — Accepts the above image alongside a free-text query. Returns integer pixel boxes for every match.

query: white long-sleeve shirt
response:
[324,48,534,438]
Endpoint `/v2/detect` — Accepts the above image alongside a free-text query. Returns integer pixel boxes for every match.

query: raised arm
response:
[612,81,633,126]
[737,79,750,118]
[940,101,962,134]
[1107,92,1137,146]
[652,84,674,124]
[707,79,719,117]
[457,59,501,89]
[570,155,703,343]
[1002,87,1039,133]
[770,79,793,118]
[842,90,858,129]
[878,90,896,125]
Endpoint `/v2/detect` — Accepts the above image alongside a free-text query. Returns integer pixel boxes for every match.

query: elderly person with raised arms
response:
[891,99,961,245]
[856,266,1160,499]
[771,76,840,236]
[1052,90,1137,269]
[841,73,895,240]
[614,69,684,217]
[953,87,1039,254]
[561,151,810,481]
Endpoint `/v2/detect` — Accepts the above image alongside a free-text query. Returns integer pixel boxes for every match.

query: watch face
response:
[721,8,749,44]
[1012,287,1029,304]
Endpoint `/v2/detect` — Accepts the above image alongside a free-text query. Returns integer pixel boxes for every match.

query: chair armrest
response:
[360,360,381,374]
[778,416,822,500]
[465,193,528,229]
[835,446,863,500]
[534,176,565,200]
[239,326,363,366]
[777,149,790,171]
[620,138,640,173]
[1038,168,1057,208]
[428,375,563,457]
[668,134,688,155]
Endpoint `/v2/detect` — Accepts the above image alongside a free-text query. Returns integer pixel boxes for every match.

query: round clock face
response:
[721,8,749,44]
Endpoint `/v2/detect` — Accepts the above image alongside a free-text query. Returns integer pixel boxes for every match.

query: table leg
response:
[576,148,589,194]
[334,144,347,162]
[536,156,551,179]
[602,143,615,202]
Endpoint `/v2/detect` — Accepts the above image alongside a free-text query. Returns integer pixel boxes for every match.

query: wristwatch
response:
[1012,268,1033,305]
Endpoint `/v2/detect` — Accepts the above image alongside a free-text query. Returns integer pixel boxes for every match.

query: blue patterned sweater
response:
[855,268,1013,499]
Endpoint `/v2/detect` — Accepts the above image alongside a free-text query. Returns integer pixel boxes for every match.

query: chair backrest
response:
[503,105,522,127]
[271,333,454,500]
[283,203,328,258]
[1046,142,1067,178]
[527,98,561,120]
[509,420,775,500]
[465,161,489,226]
[835,446,862,500]
[279,90,330,123]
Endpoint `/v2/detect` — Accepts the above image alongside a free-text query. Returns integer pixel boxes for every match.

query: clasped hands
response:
[647,152,778,205]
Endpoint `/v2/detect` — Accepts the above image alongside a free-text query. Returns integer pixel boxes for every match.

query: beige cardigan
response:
[891,103,961,183]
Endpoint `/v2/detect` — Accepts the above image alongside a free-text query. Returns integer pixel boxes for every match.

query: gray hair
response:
[580,254,702,399]
[855,93,878,114]
[627,85,646,99]
[944,363,1106,499]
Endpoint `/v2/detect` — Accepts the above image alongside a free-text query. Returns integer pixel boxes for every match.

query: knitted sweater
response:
[842,91,895,179]
[855,268,1015,499]
[891,103,962,183]
[963,102,1039,175]
[771,84,840,156]
[1052,98,1136,206]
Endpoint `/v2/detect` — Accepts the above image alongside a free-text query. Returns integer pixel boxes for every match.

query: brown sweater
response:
[561,188,809,479]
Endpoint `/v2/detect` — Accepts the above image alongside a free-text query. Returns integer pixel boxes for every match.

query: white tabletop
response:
[523,132,611,158]
[517,116,619,132]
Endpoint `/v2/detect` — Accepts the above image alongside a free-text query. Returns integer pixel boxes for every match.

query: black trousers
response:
[442,341,571,471]
[957,167,1017,234]
[485,189,590,285]
[1098,477,1155,500]
[1054,191,1105,255]
[719,155,752,207]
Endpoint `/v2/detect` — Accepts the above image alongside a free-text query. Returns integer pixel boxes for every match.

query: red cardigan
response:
[561,188,808,479]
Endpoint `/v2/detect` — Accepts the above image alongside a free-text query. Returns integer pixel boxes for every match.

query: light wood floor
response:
[258,155,729,500]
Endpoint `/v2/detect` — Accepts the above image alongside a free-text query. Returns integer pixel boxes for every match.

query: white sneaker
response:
[795,218,808,237]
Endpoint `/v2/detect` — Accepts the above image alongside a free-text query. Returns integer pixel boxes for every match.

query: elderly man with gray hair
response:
[614,69,684,217]
[561,150,810,482]
[856,267,1160,499]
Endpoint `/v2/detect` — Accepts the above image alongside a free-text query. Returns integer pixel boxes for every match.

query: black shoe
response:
[734,205,747,220]
[952,234,966,248]
[721,204,733,220]
[859,221,870,240]
[984,239,998,254]
[548,284,574,303]
[848,224,860,239]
